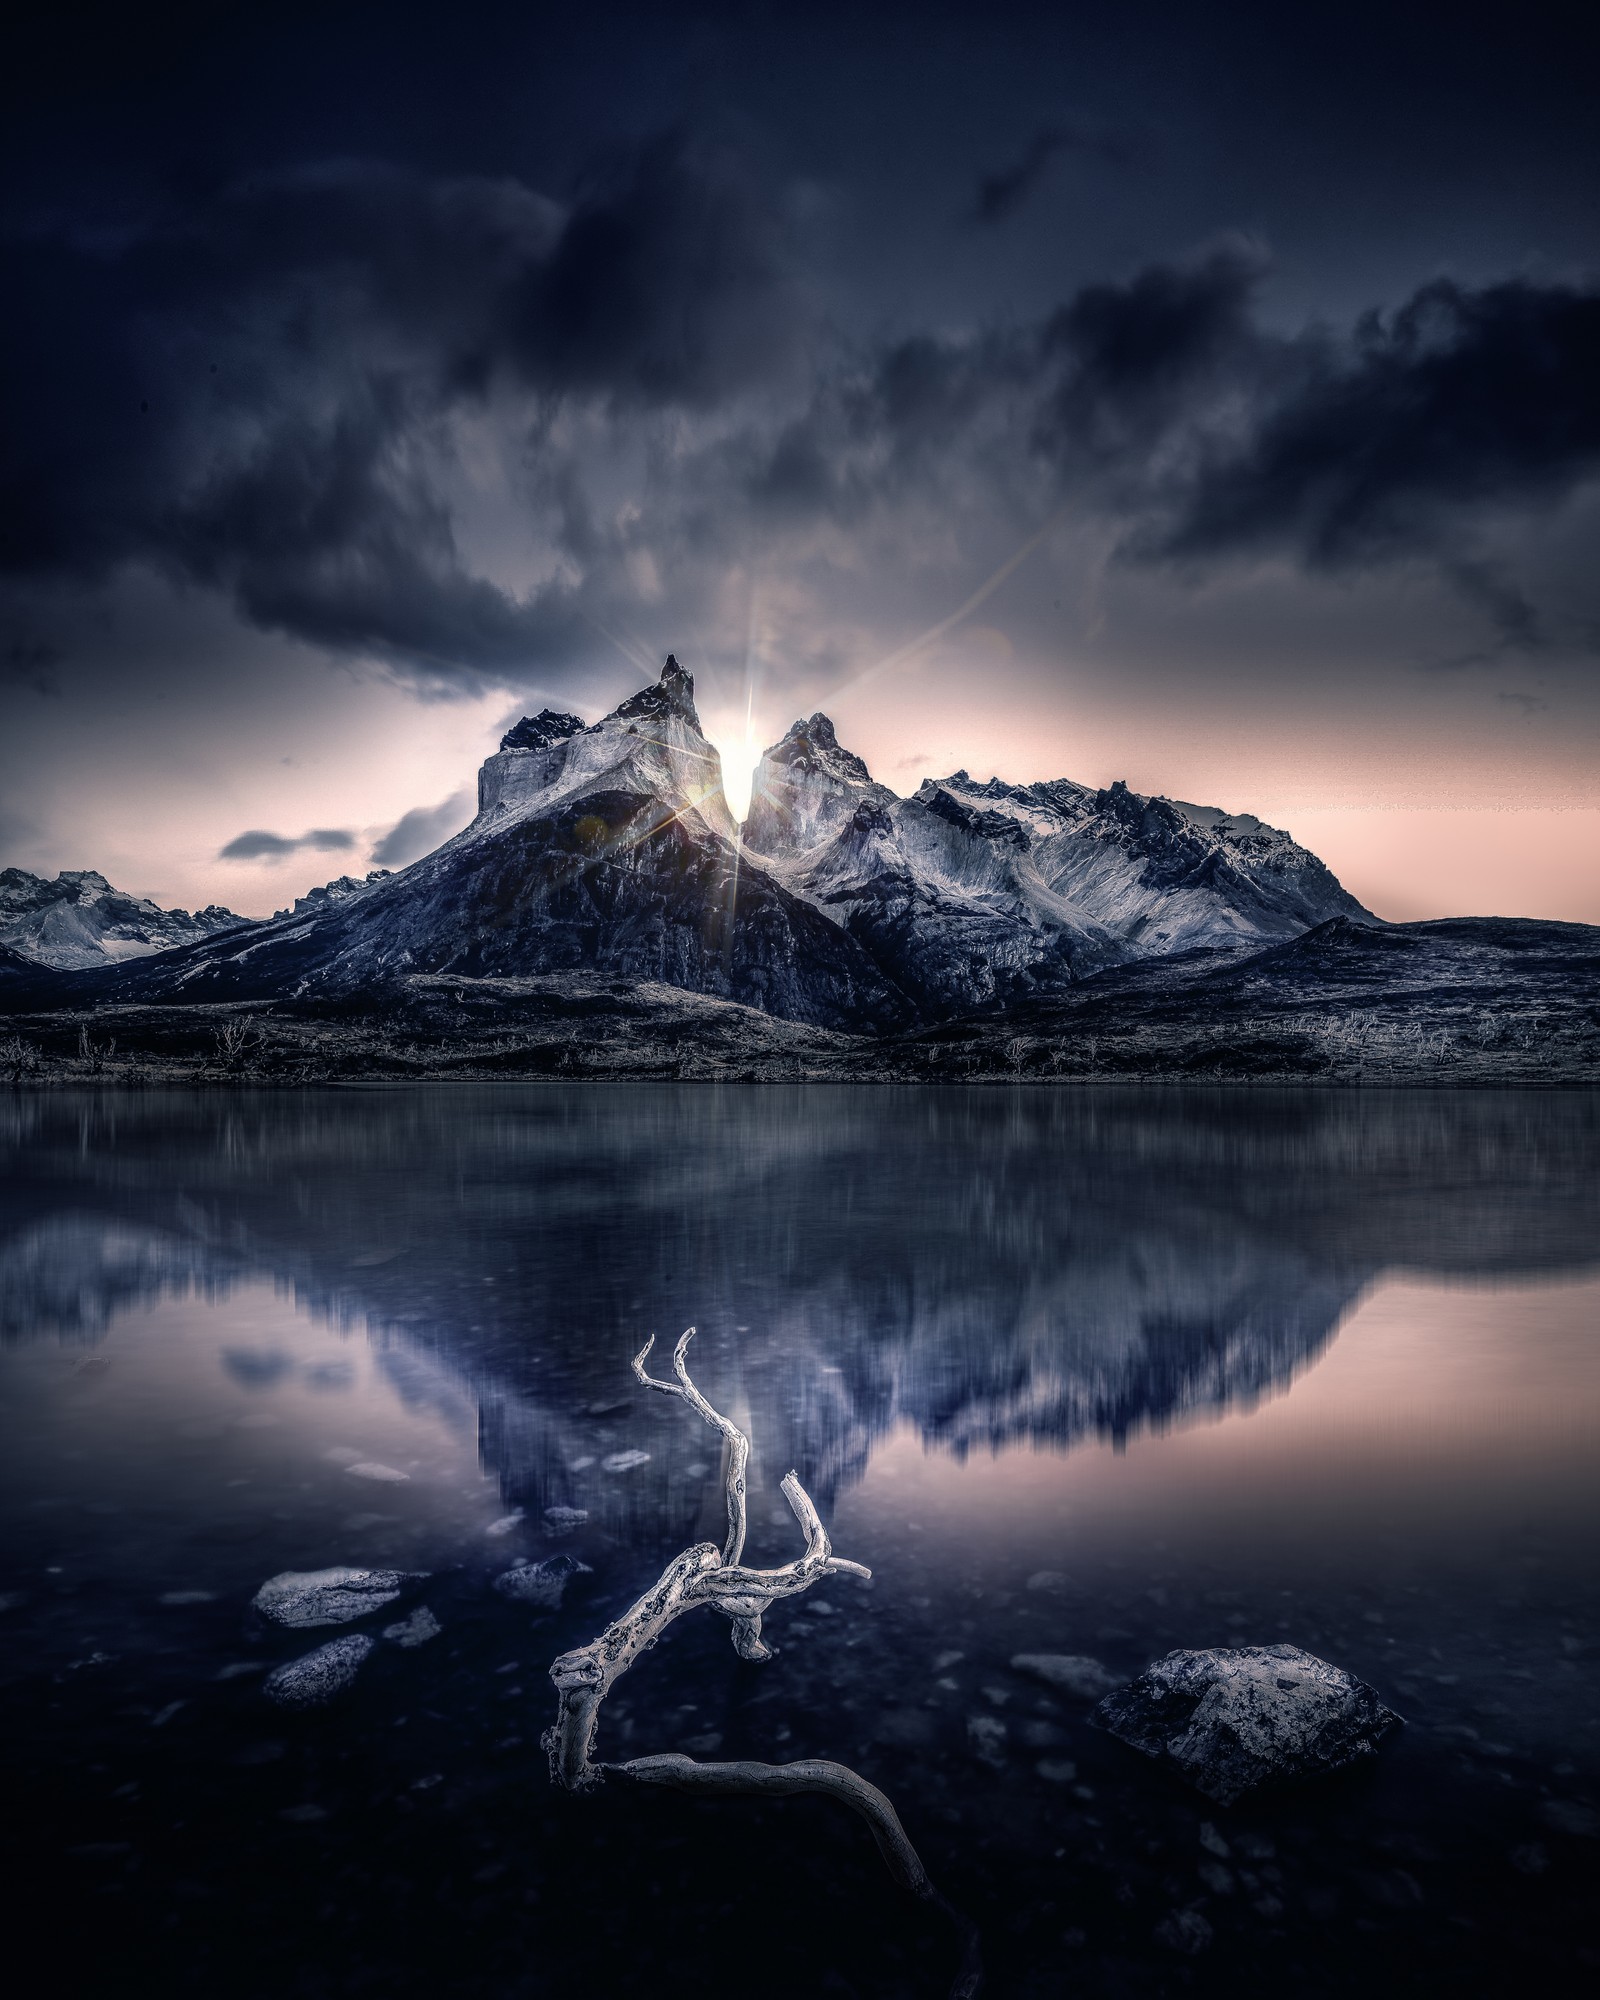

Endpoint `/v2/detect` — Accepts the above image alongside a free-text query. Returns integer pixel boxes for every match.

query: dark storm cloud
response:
[1039,243,1270,464]
[3,104,1598,698]
[219,827,356,861]
[370,789,475,868]
[717,247,1600,656]
[1158,277,1600,570]
[971,123,1132,225]
[0,136,807,690]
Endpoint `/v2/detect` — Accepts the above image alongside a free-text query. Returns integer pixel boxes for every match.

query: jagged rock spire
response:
[611,654,702,732]
[500,711,587,753]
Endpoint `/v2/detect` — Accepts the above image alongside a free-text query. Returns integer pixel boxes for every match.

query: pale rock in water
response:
[253,1567,422,1628]
[493,1555,591,1609]
[1010,1652,1118,1698]
[382,1607,442,1647]
[263,1634,374,1707]
[967,1714,1008,1766]
[1093,1644,1401,1804]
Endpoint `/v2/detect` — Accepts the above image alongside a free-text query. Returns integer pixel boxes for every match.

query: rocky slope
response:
[740,716,1371,1015]
[0,867,251,970]
[16,658,912,1031]
[5,660,1576,1064]
[5,909,1594,1086]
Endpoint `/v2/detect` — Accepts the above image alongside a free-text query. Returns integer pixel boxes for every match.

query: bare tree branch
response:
[619,1752,984,1996]
[545,1332,870,1780]
[540,1329,984,1995]
[634,1327,749,1563]
[622,1752,931,1892]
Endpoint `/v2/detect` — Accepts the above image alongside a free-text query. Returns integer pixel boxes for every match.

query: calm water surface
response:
[1,1086,1597,1997]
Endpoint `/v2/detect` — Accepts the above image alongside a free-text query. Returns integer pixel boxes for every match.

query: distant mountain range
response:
[0,867,246,971]
[0,657,1370,1024]
[2,656,1594,1081]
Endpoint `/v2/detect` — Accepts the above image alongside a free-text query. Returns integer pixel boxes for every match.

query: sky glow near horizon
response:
[2,1,1596,923]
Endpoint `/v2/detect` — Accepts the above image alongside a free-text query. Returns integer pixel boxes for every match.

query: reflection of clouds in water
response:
[2,1088,1597,1553]
[222,1347,295,1388]
[372,1343,476,1434]
[305,1360,356,1391]
[0,1215,234,1342]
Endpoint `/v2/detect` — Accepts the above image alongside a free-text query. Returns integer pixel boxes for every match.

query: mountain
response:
[270,870,391,921]
[739,715,1371,1015]
[8,657,1374,1032]
[26,656,911,1031]
[0,867,252,970]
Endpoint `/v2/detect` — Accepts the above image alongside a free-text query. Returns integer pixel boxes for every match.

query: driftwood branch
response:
[634,1327,749,1563]
[622,1752,930,1892]
[540,1329,982,1994]
[544,1329,870,1780]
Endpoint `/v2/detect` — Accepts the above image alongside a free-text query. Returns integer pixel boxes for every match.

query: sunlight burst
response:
[707,725,763,823]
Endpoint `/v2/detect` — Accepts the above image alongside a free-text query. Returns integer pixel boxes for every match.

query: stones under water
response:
[1093,1644,1402,1805]
[252,1567,423,1629]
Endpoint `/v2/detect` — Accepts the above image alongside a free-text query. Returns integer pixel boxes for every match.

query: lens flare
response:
[709,725,763,823]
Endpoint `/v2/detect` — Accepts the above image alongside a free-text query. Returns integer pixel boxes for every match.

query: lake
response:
[1,1085,1596,1997]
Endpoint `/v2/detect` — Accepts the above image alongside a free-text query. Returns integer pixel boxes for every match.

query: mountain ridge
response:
[3,656,1588,1078]
[0,867,250,971]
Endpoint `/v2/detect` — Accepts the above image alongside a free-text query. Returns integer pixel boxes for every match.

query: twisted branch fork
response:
[539,1330,982,1996]
[633,1327,751,1565]
[543,1328,870,1786]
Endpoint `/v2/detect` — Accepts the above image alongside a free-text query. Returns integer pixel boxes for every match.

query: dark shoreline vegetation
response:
[4,915,1597,1087]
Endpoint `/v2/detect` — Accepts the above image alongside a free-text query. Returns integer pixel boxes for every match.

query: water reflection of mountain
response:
[2,1088,1597,1544]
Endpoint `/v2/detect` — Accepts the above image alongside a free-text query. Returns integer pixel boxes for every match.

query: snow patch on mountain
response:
[738,729,1373,1006]
[0,868,252,970]
[272,871,392,921]
[475,656,737,843]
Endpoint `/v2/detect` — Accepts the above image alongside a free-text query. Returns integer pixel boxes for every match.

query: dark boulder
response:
[1093,1643,1400,1803]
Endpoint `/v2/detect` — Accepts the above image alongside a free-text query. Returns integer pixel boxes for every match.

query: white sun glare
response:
[710,726,763,823]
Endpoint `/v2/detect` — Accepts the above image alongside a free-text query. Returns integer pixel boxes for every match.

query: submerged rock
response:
[1155,1907,1213,1955]
[967,1714,1008,1766]
[1011,1652,1117,1698]
[382,1606,442,1648]
[253,1566,423,1628]
[264,1634,374,1707]
[1093,1644,1400,1804]
[493,1555,592,1609]
[542,1506,589,1536]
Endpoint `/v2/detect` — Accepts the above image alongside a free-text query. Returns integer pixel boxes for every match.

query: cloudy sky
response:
[3,0,1597,922]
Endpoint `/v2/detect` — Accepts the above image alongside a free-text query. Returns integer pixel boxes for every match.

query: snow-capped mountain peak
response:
[13,663,1372,1035]
[609,651,701,729]
[737,717,1374,1012]
[271,871,392,921]
[476,655,736,844]
[499,711,587,753]
[0,866,252,970]
[742,712,893,860]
